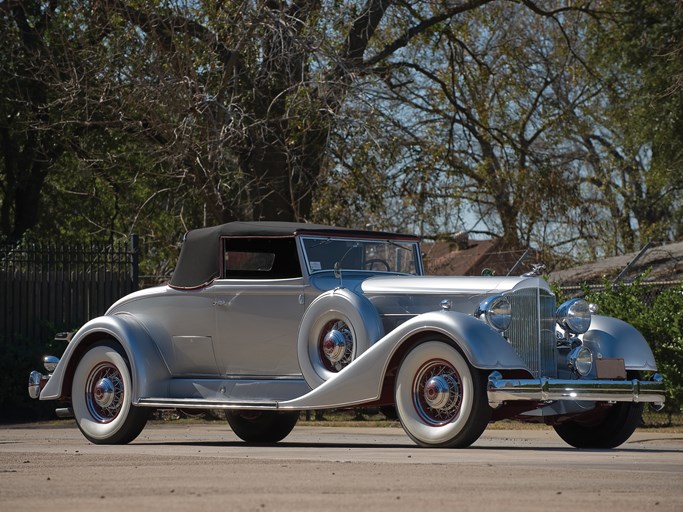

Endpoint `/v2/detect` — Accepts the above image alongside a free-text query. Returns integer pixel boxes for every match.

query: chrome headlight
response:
[475,295,512,332]
[568,345,593,376]
[556,298,592,334]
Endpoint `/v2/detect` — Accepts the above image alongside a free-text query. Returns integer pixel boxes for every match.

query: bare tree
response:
[3,0,602,242]
[330,2,596,257]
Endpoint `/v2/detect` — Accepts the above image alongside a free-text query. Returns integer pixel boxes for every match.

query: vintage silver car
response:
[28,222,665,448]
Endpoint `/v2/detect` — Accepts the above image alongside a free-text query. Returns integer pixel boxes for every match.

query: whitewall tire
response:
[395,340,491,448]
[71,342,149,444]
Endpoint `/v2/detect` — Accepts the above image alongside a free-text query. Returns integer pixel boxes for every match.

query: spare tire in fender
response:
[298,288,384,388]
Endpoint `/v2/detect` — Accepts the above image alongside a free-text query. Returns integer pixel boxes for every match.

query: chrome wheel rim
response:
[85,363,124,423]
[412,359,462,426]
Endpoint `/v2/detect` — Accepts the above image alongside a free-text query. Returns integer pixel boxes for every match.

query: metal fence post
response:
[131,234,139,292]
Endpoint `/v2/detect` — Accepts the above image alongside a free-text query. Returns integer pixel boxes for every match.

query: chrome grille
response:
[505,287,556,378]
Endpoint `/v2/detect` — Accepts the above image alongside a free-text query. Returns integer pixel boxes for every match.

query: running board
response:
[136,398,280,410]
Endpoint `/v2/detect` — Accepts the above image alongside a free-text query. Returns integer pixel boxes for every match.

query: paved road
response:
[1,422,682,511]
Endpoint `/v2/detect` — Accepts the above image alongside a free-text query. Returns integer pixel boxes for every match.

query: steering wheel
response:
[364,258,391,271]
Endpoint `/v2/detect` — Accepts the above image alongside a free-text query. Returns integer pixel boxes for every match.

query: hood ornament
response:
[522,263,546,277]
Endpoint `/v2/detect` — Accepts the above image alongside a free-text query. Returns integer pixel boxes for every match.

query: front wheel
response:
[71,342,149,444]
[226,410,300,443]
[553,402,644,449]
[395,340,491,448]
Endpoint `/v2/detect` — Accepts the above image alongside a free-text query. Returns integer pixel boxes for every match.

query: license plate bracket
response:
[595,358,626,379]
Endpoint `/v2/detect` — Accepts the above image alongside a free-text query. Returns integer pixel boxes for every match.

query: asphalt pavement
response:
[1,422,682,511]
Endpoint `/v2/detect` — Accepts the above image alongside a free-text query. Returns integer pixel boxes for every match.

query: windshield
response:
[301,236,422,275]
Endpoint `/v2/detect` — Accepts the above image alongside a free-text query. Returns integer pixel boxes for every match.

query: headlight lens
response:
[569,346,593,376]
[556,298,592,334]
[476,295,512,332]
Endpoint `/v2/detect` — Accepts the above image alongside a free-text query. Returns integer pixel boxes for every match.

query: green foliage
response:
[582,0,683,250]
[2,1,683,276]
[584,278,683,416]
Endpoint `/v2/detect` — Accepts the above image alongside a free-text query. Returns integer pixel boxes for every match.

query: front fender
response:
[40,313,170,402]
[581,315,657,371]
[281,310,526,409]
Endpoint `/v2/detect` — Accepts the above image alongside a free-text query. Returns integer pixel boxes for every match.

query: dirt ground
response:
[1,422,682,512]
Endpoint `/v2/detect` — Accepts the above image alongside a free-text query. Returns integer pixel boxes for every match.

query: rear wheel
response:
[553,402,644,449]
[395,340,491,448]
[71,342,149,444]
[226,410,299,443]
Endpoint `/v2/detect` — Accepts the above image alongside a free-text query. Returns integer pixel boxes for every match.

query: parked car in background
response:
[29,222,665,448]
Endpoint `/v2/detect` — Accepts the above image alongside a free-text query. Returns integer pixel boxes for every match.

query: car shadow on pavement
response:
[130,439,682,453]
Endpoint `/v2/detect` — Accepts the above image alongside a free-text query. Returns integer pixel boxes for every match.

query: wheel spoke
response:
[85,363,124,423]
[412,359,462,426]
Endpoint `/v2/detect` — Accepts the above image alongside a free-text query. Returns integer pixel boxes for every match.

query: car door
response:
[212,236,306,377]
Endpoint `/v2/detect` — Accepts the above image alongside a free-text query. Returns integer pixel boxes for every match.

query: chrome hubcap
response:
[93,378,115,408]
[413,359,462,426]
[322,329,347,364]
[319,320,354,372]
[85,363,124,423]
[423,375,458,410]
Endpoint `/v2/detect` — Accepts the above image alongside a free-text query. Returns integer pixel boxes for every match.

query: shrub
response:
[584,277,683,418]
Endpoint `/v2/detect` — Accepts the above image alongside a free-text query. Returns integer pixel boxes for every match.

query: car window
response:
[301,236,421,275]
[225,251,275,272]
[222,237,301,279]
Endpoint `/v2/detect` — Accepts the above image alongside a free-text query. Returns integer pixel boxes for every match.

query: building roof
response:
[548,241,683,285]
[422,237,536,277]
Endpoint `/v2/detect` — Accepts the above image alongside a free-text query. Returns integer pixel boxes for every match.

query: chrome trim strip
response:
[487,371,665,407]
[220,374,304,381]
[137,398,280,410]
[55,407,74,418]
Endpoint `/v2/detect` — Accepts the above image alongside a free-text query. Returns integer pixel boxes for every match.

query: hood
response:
[361,275,546,295]
[360,275,550,317]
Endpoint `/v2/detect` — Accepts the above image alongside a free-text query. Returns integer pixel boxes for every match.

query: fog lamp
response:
[569,346,593,376]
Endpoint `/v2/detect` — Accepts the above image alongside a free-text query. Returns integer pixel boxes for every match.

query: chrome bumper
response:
[28,370,48,399]
[28,356,60,399]
[487,371,666,408]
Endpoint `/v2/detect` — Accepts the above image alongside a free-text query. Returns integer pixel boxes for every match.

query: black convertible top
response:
[169,221,419,289]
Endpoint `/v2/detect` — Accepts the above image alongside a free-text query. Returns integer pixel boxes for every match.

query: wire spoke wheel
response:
[318,320,355,372]
[84,363,125,423]
[395,339,490,448]
[72,342,149,444]
[413,359,462,426]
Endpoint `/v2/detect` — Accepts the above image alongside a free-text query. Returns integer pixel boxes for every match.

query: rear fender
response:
[40,313,169,402]
[281,310,526,409]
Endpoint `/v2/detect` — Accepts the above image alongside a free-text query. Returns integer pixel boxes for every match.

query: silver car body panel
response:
[280,310,527,410]
[39,313,170,400]
[211,279,305,376]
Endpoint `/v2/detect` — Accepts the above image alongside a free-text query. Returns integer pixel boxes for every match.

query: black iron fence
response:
[1,237,140,420]
[0,237,139,346]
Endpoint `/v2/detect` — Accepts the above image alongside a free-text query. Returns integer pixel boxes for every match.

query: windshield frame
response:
[299,235,423,276]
